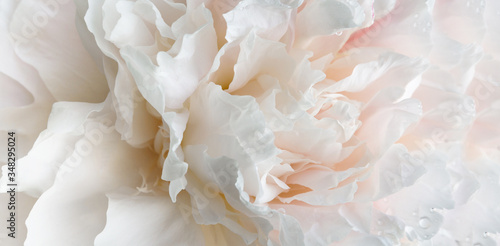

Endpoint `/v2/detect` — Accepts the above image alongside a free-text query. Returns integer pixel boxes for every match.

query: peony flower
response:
[1,0,500,245]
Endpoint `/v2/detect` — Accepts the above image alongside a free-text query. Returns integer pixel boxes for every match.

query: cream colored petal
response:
[24,115,157,245]
[94,190,205,246]
[9,0,108,103]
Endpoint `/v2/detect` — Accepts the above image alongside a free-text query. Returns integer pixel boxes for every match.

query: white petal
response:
[24,119,157,245]
[160,111,189,182]
[296,0,365,46]
[223,0,299,43]
[325,52,428,102]
[278,213,305,246]
[79,0,164,146]
[203,152,306,245]
[0,0,55,160]
[338,202,373,234]
[358,94,422,156]
[94,190,204,246]
[354,144,426,201]
[270,203,352,244]
[0,73,33,109]
[183,145,227,224]
[0,101,106,197]
[185,82,278,199]
[121,4,218,110]
[227,32,296,93]
[372,0,397,19]
[9,0,108,102]
[374,154,454,241]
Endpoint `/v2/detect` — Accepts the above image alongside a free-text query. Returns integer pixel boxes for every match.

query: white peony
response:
[1,0,500,245]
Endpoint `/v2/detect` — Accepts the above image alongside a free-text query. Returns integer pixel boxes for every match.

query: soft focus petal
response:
[9,0,108,102]
[24,109,157,245]
[94,190,205,246]
[224,0,301,43]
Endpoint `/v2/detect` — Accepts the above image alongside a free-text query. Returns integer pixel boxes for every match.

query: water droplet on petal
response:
[335,31,343,36]
[419,217,431,229]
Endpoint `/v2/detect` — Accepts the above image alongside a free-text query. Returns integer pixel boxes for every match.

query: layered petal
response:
[9,0,108,103]
[22,100,158,245]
